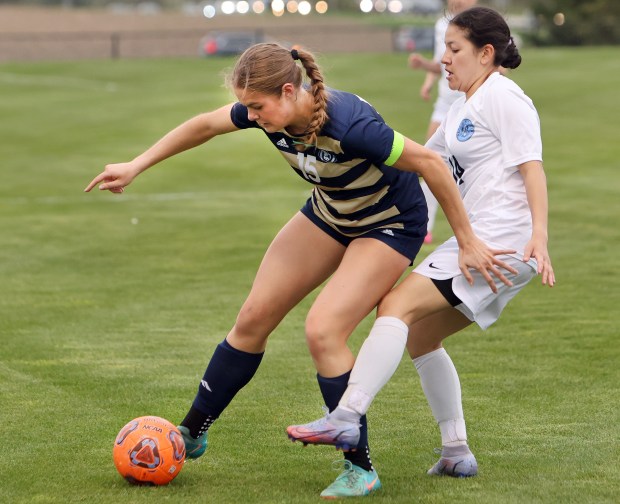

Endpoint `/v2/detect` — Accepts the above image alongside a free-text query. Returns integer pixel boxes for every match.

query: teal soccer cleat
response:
[177,425,208,459]
[320,461,382,499]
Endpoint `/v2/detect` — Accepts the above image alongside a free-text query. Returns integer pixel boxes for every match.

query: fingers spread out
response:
[492,257,518,277]
[461,244,554,294]
[462,267,474,287]
[461,249,520,294]
[480,268,498,294]
[489,265,512,289]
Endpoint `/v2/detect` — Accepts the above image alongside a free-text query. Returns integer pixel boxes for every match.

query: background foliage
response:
[529,0,620,45]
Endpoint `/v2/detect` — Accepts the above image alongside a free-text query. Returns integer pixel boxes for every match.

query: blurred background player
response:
[288,6,555,482]
[84,43,512,498]
[408,0,478,244]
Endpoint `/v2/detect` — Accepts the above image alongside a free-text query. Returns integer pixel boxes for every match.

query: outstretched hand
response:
[84,162,141,194]
[458,238,518,294]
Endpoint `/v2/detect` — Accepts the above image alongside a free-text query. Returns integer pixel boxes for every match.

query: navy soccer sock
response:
[181,339,264,438]
[317,372,373,472]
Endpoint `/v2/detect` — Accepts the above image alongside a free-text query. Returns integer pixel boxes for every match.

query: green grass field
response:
[1,47,619,503]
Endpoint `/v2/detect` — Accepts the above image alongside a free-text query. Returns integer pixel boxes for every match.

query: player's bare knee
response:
[234,302,274,341]
[304,315,344,358]
[304,317,327,351]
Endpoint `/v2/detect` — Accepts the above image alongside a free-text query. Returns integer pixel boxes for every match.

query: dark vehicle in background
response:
[200,31,264,57]
[393,26,435,52]
[404,0,442,15]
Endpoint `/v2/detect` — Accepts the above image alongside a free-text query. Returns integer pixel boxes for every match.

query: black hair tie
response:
[291,49,300,61]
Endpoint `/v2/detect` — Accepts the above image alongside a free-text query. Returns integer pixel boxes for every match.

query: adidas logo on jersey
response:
[277,138,288,148]
[381,229,395,236]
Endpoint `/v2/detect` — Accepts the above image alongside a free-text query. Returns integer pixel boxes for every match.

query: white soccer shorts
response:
[415,237,537,330]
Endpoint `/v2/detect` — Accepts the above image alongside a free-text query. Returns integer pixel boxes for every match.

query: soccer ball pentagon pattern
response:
[113,415,186,485]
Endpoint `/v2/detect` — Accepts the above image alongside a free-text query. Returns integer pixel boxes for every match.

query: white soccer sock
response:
[420,181,439,233]
[336,316,409,417]
[413,348,468,447]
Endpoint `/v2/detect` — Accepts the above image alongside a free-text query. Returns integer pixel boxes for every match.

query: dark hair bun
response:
[502,40,522,69]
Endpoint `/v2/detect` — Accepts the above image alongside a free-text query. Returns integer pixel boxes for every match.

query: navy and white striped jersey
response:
[231,89,426,237]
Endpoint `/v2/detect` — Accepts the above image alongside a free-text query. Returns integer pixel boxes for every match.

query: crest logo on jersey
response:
[456,118,475,142]
[317,150,336,163]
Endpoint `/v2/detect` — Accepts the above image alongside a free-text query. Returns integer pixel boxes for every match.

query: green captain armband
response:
[384,131,405,166]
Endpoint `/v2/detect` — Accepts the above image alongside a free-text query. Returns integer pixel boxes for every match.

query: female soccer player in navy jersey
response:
[85,42,514,498]
[288,6,555,484]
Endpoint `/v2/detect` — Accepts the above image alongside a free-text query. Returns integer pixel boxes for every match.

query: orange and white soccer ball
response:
[113,415,186,485]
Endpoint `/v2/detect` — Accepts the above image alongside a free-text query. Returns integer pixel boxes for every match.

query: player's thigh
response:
[406,308,472,358]
[307,237,410,338]
[245,212,345,319]
[378,272,451,326]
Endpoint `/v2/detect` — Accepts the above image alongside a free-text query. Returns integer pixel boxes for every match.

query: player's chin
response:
[446,79,459,92]
[261,123,278,133]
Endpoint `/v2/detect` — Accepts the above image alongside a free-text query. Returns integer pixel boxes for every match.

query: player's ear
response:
[480,44,495,66]
[281,83,296,99]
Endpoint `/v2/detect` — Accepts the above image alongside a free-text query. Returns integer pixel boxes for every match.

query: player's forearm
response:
[424,166,477,247]
[520,161,549,239]
[132,105,237,173]
[425,61,442,74]
[131,115,216,173]
[393,138,477,246]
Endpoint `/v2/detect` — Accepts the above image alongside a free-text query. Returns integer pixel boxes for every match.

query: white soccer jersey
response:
[426,72,542,254]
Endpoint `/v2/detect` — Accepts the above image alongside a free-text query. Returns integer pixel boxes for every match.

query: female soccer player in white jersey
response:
[288,6,555,482]
[84,43,513,498]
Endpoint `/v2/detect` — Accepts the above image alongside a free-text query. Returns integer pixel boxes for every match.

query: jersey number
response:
[296,153,321,183]
[448,155,465,185]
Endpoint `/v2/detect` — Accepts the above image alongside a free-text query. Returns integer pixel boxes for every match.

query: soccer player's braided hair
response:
[292,47,328,151]
[229,43,328,151]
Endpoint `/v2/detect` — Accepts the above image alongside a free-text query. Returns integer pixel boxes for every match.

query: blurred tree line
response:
[529,0,620,45]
